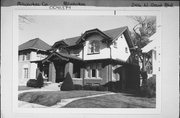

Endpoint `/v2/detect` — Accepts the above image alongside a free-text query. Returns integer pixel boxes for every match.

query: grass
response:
[18,90,107,106]
[63,92,156,108]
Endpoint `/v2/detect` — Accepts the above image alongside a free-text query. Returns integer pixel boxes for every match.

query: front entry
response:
[54,62,65,83]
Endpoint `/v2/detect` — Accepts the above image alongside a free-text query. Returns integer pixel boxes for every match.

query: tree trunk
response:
[140,55,148,96]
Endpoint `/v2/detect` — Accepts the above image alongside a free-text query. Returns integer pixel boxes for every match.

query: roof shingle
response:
[19,38,51,51]
[53,26,131,47]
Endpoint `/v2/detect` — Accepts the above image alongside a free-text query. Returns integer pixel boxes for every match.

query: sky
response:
[19,15,138,46]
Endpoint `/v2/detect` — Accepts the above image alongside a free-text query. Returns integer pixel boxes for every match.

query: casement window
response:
[86,63,102,78]
[88,40,100,54]
[22,53,30,61]
[24,68,29,79]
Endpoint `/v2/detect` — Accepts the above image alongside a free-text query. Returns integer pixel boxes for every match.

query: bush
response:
[103,81,121,92]
[26,73,44,88]
[73,84,83,90]
[96,85,108,91]
[36,73,44,88]
[61,73,74,91]
[26,79,38,88]
[82,85,107,91]
[141,76,156,98]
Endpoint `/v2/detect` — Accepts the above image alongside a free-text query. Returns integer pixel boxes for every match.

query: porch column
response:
[65,62,73,78]
[49,62,56,83]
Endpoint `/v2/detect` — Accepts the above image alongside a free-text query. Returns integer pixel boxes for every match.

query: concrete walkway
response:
[51,92,115,108]
[18,92,115,108]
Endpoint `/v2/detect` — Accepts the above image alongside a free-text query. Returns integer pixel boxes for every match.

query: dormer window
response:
[88,40,100,54]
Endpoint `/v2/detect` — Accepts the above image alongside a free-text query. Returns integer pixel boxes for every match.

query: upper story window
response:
[113,41,117,48]
[88,40,100,54]
[21,53,30,61]
[125,47,128,53]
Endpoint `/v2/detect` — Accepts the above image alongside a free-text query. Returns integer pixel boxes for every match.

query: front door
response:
[55,63,65,83]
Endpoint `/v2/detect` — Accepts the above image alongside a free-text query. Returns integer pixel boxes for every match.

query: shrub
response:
[61,72,74,91]
[83,85,91,90]
[36,73,44,88]
[96,85,108,91]
[83,85,107,91]
[26,79,38,88]
[140,75,156,98]
[73,84,83,90]
[103,81,120,92]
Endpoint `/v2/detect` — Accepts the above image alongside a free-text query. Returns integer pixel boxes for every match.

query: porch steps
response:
[43,83,60,91]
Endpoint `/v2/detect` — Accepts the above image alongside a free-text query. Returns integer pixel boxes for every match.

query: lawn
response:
[18,90,107,106]
[63,92,156,108]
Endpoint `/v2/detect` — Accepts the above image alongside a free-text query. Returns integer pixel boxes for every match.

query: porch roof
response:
[41,51,82,64]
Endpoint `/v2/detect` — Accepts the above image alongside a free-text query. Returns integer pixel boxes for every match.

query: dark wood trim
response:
[87,52,100,55]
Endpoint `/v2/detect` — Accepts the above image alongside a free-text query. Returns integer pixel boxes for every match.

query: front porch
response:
[32,51,83,84]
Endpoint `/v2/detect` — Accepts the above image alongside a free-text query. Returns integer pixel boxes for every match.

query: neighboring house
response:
[18,38,51,85]
[142,33,158,78]
[32,26,140,90]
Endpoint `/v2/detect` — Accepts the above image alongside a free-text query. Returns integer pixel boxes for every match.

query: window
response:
[26,53,30,60]
[24,68,29,78]
[86,63,101,78]
[125,47,128,53]
[22,53,30,61]
[88,40,100,54]
[92,69,96,77]
[113,41,117,48]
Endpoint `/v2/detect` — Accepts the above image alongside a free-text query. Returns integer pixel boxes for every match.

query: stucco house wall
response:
[83,34,110,60]
[111,34,131,61]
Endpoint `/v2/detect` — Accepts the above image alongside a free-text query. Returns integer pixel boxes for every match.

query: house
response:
[142,33,158,78]
[32,26,140,90]
[18,38,51,85]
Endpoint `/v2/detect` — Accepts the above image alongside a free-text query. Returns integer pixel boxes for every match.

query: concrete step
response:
[43,83,60,91]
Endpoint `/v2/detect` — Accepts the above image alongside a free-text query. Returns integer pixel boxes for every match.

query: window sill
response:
[87,52,100,55]
[85,77,102,80]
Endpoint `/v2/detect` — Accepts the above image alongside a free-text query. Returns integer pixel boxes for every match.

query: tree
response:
[19,15,35,30]
[130,16,156,96]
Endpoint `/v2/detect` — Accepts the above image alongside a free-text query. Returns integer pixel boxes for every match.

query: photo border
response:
[12,6,161,114]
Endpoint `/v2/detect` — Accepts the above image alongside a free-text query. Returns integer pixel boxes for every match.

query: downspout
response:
[108,42,112,91]
[82,43,85,88]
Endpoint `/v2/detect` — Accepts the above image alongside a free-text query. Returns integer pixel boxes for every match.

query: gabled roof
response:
[52,26,134,48]
[76,28,111,44]
[103,26,128,40]
[42,51,82,64]
[142,33,157,53]
[19,38,51,51]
